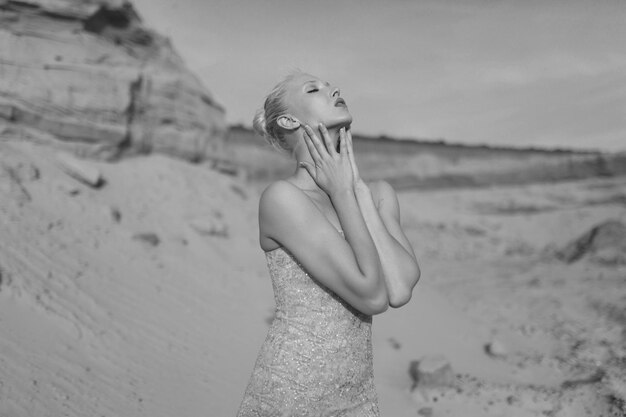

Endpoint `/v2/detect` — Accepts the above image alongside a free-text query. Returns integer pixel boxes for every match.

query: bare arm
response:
[354,180,420,307]
[344,129,420,307]
[260,125,388,315]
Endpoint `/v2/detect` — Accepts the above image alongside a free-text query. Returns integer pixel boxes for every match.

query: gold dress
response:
[236,234,379,416]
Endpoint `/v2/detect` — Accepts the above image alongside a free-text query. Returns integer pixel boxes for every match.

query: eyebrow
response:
[304,80,330,86]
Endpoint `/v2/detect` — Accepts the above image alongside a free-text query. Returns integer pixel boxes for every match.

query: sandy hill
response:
[2,137,625,416]
[1,1,625,417]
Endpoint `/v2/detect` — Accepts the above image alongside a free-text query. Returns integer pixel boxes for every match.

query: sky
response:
[131,0,626,152]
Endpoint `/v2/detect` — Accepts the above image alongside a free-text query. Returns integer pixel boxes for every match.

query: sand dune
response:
[2,1,624,415]
[1,137,625,416]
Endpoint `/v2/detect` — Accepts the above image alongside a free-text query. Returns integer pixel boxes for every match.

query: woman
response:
[237,71,420,416]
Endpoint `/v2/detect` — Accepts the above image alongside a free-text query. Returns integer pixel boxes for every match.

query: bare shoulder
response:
[367,180,399,215]
[260,180,297,205]
[367,179,396,200]
[260,180,309,217]
[258,180,325,250]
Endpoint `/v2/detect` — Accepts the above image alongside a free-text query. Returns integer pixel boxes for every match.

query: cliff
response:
[0,0,227,162]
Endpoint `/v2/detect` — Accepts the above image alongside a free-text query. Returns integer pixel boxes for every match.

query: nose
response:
[331,87,340,97]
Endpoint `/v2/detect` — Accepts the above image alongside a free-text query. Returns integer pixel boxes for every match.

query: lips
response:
[334,98,347,107]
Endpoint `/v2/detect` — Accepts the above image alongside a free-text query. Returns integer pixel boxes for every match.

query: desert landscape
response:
[1,1,625,416]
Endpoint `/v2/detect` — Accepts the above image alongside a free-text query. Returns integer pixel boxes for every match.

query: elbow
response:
[366,297,389,315]
[389,289,412,308]
[413,263,421,285]
[352,270,389,316]
[407,261,421,288]
[389,267,421,309]
[362,289,389,315]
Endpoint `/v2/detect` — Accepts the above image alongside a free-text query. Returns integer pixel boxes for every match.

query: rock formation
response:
[556,220,626,265]
[0,0,227,162]
[408,355,455,390]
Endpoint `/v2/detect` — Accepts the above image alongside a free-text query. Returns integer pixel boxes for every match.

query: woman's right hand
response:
[300,124,354,199]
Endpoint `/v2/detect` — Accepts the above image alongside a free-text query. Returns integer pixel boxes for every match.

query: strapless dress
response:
[236,235,379,416]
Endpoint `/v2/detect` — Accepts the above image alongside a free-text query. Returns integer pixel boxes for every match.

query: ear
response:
[277,114,301,131]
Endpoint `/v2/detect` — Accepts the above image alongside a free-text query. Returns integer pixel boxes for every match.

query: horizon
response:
[132,0,626,153]
[228,123,610,155]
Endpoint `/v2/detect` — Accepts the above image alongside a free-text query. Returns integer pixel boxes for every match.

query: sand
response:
[0,138,624,416]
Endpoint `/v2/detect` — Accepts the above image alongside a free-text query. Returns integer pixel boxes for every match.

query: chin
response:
[327,114,353,129]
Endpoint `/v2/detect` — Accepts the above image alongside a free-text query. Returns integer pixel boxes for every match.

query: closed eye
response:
[307,88,318,93]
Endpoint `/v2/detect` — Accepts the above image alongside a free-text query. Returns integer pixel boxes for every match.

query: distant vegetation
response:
[228,124,600,156]
[225,125,624,189]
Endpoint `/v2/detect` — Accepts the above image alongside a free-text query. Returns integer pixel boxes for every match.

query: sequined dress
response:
[236,236,380,416]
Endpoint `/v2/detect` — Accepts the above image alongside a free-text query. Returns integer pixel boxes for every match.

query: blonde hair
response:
[253,71,305,153]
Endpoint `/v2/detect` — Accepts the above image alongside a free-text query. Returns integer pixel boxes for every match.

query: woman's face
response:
[283,73,352,130]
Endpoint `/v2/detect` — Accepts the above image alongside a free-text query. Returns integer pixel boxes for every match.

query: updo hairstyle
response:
[253,72,303,153]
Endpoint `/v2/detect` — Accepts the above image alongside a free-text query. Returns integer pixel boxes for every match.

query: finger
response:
[346,129,359,176]
[318,123,335,155]
[304,124,326,157]
[339,127,347,157]
[346,128,355,161]
[298,161,315,179]
[303,128,322,163]
[304,124,328,158]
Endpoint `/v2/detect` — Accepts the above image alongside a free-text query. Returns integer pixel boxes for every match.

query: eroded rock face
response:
[557,220,626,265]
[408,355,455,390]
[0,0,228,162]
